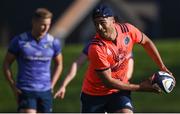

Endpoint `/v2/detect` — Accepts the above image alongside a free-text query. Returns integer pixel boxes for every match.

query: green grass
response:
[0,39,180,112]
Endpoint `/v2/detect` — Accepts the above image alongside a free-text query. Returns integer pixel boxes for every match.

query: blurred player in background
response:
[3,8,63,113]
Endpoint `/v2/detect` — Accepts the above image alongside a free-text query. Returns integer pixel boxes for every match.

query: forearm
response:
[51,64,63,89]
[103,77,140,91]
[141,34,166,70]
[144,41,164,67]
[98,71,140,91]
[3,64,16,89]
[98,69,155,92]
[61,62,77,88]
[106,77,156,92]
[61,54,87,88]
[3,52,22,97]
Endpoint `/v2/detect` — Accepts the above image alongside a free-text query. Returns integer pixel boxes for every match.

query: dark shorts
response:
[80,90,133,113]
[17,89,52,113]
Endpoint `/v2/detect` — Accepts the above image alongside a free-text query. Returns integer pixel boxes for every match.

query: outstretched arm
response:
[97,68,160,93]
[54,53,87,99]
[140,33,172,75]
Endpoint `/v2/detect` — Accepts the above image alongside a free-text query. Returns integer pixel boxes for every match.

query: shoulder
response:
[116,22,140,32]
[18,32,30,41]
[47,34,61,44]
[125,23,141,32]
[90,37,106,47]
[47,33,55,42]
[89,38,107,55]
[116,23,130,33]
[11,32,27,41]
[9,32,28,45]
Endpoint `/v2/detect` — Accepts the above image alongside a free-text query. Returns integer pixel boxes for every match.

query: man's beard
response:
[99,27,113,40]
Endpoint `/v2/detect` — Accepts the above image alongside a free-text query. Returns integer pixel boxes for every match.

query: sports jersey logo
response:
[23,42,31,48]
[124,36,130,45]
[35,51,42,56]
[43,43,51,48]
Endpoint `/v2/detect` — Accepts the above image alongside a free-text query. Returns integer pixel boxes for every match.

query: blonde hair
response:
[33,8,53,20]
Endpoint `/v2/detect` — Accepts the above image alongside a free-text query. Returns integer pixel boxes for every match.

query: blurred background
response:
[0,0,180,112]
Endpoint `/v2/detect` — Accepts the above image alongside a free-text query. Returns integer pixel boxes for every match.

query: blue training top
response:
[8,32,61,91]
[82,42,90,56]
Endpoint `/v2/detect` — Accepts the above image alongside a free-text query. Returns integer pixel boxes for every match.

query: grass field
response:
[0,39,180,112]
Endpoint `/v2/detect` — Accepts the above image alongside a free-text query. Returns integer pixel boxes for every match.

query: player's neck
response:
[31,31,44,42]
[111,27,118,41]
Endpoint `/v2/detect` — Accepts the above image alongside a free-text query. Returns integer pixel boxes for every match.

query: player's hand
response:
[160,65,172,75]
[149,77,162,94]
[140,78,162,94]
[12,87,22,96]
[54,86,66,99]
[12,87,22,103]
[160,65,176,86]
[152,83,162,94]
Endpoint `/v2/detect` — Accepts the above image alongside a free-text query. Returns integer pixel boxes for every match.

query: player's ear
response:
[111,17,115,23]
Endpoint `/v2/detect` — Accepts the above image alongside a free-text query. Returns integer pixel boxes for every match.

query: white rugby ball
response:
[152,71,175,93]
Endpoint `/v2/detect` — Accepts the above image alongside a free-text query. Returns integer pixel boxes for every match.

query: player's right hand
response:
[12,87,22,96]
[54,86,66,99]
[12,87,22,103]
[139,78,162,94]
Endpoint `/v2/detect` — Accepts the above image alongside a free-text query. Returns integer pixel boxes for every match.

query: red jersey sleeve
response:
[88,44,110,71]
[126,23,143,44]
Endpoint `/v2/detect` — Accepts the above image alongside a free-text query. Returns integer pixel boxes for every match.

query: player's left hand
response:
[160,65,172,75]
[160,65,176,85]
[54,86,66,99]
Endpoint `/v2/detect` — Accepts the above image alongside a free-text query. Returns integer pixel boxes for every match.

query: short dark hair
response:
[33,8,53,20]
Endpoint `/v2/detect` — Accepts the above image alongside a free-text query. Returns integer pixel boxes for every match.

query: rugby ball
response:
[152,71,175,93]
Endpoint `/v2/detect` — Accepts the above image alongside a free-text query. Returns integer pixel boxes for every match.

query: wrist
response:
[127,83,141,91]
[159,64,166,70]
[61,84,67,89]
